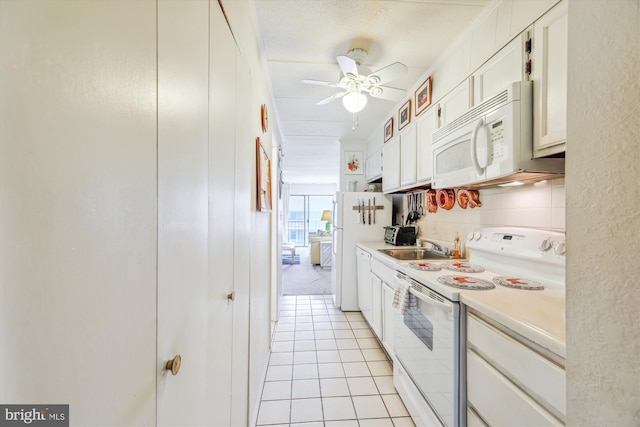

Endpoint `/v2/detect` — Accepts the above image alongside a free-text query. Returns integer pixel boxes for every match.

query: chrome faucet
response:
[423,240,444,252]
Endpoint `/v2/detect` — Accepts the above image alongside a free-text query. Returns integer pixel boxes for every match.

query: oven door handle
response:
[407,286,454,314]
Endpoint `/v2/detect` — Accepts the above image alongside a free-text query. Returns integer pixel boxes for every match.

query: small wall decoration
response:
[398,99,412,131]
[345,151,363,175]
[415,76,432,116]
[384,118,394,143]
[260,104,269,133]
[256,137,272,212]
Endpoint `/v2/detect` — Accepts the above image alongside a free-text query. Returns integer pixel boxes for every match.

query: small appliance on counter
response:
[384,225,418,246]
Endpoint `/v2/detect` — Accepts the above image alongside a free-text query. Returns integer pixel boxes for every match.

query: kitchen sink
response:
[378,248,451,261]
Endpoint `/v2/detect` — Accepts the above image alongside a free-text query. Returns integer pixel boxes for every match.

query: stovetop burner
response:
[493,276,544,290]
[437,275,495,290]
[441,262,485,273]
[408,262,442,271]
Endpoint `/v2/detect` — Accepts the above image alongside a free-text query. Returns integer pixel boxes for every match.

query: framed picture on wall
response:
[398,99,411,131]
[256,137,272,212]
[384,118,394,143]
[345,151,363,175]
[415,76,432,116]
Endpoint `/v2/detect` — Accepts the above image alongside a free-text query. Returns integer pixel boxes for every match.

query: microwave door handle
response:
[470,118,490,176]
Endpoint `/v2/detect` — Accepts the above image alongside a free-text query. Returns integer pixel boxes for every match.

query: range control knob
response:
[474,233,482,241]
[539,238,553,252]
[554,241,566,255]
[467,232,475,242]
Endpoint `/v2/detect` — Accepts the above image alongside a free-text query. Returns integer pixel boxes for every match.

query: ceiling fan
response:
[302,48,408,113]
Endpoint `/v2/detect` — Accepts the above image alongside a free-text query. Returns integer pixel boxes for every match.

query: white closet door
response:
[231,50,252,427]
[0,1,157,425]
[157,0,211,425]
[207,2,240,425]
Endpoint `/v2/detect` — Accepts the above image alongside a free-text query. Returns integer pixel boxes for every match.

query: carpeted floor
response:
[282,246,332,295]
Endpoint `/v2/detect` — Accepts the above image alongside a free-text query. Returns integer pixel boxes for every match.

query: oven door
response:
[393,278,463,427]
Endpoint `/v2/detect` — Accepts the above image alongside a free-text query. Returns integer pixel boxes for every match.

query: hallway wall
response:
[0,0,277,425]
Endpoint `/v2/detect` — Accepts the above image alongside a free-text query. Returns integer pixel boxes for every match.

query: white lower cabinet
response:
[369,273,383,338]
[371,258,396,353]
[381,281,395,355]
[466,312,566,426]
[357,248,383,340]
[356,248,372,322]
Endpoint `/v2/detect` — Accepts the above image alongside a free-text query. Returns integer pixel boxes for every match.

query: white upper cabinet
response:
[382,135,400,193]
[532,0,567,157]
[438,78,473,126]
[400,125,418,187]
[417,106,438,183]
[365,149,383,182]
[472,33,528,106]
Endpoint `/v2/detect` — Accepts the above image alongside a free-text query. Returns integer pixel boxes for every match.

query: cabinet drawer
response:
[467,350,563,427]
[371,258,395,286]
[467,314,566,419]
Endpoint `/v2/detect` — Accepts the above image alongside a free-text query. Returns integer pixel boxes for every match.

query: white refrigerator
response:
[331,191,392,311]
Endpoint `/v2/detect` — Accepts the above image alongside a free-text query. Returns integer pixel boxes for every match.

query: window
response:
[287,195,333,246]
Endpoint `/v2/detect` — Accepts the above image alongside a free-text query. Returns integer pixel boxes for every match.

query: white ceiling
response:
[251,0,489,185]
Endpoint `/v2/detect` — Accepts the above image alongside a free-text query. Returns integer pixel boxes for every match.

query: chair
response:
[282,242,296,265]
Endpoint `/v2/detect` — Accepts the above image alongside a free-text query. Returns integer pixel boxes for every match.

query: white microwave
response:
[431,81,564,188]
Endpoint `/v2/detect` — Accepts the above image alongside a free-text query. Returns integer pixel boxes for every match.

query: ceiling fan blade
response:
[316,91,347,105]
[336,55,359,79]
[367,62,408,86]
[301,79,337,87]
[367,86,406,102]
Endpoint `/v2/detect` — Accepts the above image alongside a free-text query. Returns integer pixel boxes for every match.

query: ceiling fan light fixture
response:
[342,91,367,113]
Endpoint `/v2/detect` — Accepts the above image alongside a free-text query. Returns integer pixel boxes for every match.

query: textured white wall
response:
[566,1,640,426]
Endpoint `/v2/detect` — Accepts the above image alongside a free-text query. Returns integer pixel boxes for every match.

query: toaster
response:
[384,225,418,246]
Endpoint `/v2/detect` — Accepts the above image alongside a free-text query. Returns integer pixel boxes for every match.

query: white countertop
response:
[357,241,566,359]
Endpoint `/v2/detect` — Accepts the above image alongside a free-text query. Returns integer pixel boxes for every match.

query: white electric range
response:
[391,227,566,427]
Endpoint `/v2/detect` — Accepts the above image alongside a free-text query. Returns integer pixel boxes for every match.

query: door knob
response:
[227,292,235,301]
[165,355,181,376]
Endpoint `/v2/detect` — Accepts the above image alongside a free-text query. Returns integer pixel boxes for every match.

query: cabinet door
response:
[439,78,472,126]
[417,107,438,182]
[356,248,372,321]
[532,0,567,157]
[400,125,417,187]
[365,154,374,182]
[382,136,400,192]
[370,274,383,339]
[366,150,382,182]
[382,283,395,355]
[473,34,527,105]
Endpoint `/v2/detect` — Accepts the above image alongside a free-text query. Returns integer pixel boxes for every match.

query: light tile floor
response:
[256,295,416,427]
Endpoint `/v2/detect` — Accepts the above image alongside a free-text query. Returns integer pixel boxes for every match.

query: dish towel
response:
[392,281,416,314]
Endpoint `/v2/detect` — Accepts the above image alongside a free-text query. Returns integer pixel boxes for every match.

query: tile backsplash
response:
[398,178,565,254]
